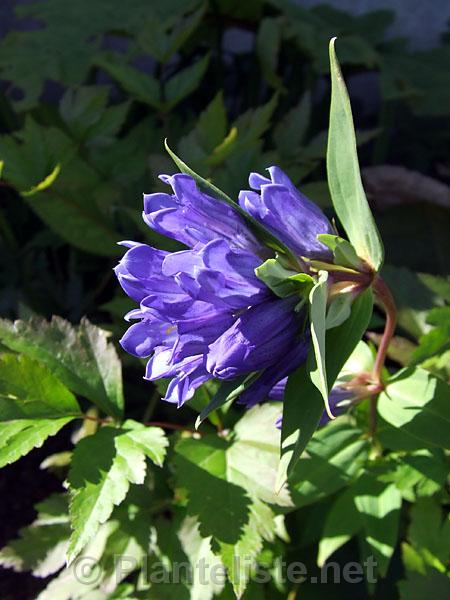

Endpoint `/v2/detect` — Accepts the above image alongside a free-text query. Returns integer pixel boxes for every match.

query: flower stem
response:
[372,276,397,384]
[369,275,397,436]
[78,414,201,436]
[144,421,202,436]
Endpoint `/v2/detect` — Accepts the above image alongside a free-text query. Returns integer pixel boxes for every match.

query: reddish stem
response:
[368,276,397,437]
[144,421,202,436]
[372,276,397,384]
[79,414,201,436]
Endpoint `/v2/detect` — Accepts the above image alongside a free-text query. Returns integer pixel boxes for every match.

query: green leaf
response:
[273,93,311,157]
[176,404,292,547]
[354,476,402,577]
[174,436,251,544]
[164,54,210,110]
[67,422,167,562]
[0,418,74,468]
[318,489,362,566]
[407,498,450,570]
[196,373,259,428]
[227,404,292,507]
[289,421,369,508]
[196,92,227,152]
[317,233,364,270]
[137,5,205,63]
[0,495,70,577]
[378,368,450,449]
[37,521,115,600]
[178,516,225,600]
[218,500,274,598]
[0,354,81,420]
[256,17,283,88]
[327,38,383,269]
[308,270,332,418]
[0,0,153,109]
[325,292,354,329]
[410,307,450,373]
[96,55,161,108]
[278,288,373,481]
[398,571,450,600]
[255,258,314,298]
[0,317,124,419]
[381,267,448,340]
[59,86,129,142]
[21,164,61,197]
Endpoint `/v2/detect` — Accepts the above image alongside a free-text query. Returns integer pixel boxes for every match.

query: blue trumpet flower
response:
[115,168,332,407]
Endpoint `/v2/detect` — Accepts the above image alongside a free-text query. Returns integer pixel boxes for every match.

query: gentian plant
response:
[115,40,395,480]
[0,36,448,600]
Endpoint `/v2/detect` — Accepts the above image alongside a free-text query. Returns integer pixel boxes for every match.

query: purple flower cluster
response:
[115,167,332,407]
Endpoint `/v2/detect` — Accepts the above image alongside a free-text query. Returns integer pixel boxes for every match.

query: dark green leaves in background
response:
[0,0,449,598]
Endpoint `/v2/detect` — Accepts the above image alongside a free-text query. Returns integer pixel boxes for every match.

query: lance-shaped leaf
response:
[0,354,81,420]
[0,354,80,468]
[195,372,260,429]
[308,270,332,418]
[327,38,384,270]
[0,317,124,419]
[278,288,373,484]
[67,421,167,562]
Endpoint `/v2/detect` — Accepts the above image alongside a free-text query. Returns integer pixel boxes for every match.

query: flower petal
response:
[239,167,333,258]
[206,298,301,379]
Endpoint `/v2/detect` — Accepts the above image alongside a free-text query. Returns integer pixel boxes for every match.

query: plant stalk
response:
[369,275,397,436]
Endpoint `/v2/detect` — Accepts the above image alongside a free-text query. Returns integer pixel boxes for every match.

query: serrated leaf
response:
[96,55,161,108]
[0,353,81,420]
[0,500,70,577]
[178,516,225,600]
[227,404,292,507]
[0,0,153,109]
[0,418,74,468]
[67,424,167,562]
[218,501,273,598]
[174,436,251,544]
[164,54,210,110]
[196,91,227,152]
[278,288,373,482]
[0,317,124,418]
[378,367,450,449]
[256,17,283,89]
[327,38,383,269]
[37,521,115,600]
[273,93,311,157]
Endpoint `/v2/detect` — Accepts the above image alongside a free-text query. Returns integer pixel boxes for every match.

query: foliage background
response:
[0,1,449,599]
